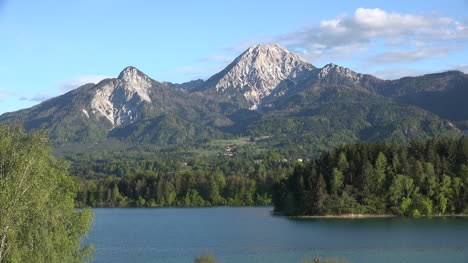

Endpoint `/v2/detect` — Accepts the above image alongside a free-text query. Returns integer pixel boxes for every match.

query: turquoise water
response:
[86,207,468,263]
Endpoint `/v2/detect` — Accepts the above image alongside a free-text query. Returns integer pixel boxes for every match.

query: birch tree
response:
[0,124,93,263]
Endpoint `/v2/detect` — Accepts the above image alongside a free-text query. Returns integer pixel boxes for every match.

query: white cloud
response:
[56,75,112,93]
[173,8,468,81]
[370,68,434,80]
[277,8,467,63]
[366,46,461,65]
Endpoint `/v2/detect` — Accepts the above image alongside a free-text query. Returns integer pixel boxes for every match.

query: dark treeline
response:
[273,137,468,216]
[73,148,296,207]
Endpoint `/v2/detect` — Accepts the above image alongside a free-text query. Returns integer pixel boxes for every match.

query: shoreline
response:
[289,214,396,218]
[271,211,468,218]
[81,207,468,218]
[288,213,468,218]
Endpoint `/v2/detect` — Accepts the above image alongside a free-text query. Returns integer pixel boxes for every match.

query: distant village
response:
[219,144,308,162]
[179,144,308,167]
[222,145,236,157]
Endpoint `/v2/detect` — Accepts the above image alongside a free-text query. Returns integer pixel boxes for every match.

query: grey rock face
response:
[204,43,315,109]
[90,66,153,127]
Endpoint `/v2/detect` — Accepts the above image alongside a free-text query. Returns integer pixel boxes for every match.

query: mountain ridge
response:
[0,43,465,155]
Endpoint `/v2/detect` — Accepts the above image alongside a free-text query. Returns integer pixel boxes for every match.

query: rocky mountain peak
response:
[112,66,152,102]
[318,63,364,82]
[231,43,314,78]
[244,43,293,56]
[207,43,315,110]
[118,66,148,82]
[90,66,154,127]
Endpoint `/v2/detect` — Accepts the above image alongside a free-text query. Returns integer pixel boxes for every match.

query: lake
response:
[86,207,468,263]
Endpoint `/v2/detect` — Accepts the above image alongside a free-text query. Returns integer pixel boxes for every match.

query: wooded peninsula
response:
[273,137,468,216]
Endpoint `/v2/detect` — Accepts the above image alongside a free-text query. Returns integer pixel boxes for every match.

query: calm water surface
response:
[86,207,468,263]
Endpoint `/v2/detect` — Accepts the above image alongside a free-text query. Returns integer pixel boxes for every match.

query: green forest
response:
[0,124,93,263]
[0,123,467,263]
[71,148,296,207]
[69,135,468,216]
[273,137,468,216]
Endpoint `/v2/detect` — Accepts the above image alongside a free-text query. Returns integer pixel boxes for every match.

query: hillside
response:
[377,71,468,122]
[0,43,465,157]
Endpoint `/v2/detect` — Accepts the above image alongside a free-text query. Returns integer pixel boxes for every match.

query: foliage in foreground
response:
[0,124,94,263]
[194,252,219,263]
[273,137,468,216]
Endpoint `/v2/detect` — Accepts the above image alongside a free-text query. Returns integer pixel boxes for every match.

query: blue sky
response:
[0,0,467,114]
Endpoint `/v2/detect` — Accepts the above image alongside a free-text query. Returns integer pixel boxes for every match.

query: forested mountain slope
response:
[0,44,464,156]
